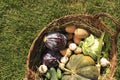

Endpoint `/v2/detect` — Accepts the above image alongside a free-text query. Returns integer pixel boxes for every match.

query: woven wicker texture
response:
[24,13,120,80]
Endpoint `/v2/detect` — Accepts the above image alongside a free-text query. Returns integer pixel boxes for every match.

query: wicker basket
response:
[24,13,120,80]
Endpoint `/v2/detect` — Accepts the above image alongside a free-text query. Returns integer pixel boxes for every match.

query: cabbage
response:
[80,33,105,60]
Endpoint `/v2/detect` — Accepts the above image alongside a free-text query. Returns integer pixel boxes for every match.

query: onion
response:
[38,64,48,73]
[59,63,65,70]
[69,43,77,51]
[74,47,82,54]
[60,56,69,64]
[100,57,110,67]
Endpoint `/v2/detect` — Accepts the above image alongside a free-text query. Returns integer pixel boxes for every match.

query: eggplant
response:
[44,32,67,51]
[43,50,62,67]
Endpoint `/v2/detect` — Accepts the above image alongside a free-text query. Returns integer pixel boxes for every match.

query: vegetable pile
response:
[36,25,111,80]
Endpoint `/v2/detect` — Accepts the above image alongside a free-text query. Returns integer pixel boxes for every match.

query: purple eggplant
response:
[43,50,62,67]
[44,32,67,51]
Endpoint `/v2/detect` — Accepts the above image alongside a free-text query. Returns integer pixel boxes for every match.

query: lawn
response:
[0,0,120,80]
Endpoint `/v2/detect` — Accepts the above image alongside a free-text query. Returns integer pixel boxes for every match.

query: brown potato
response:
[66,33,73,40]
[74,28,89,39]
[65,25,76,33]
[73,35,81,44]
[60,48,72,57]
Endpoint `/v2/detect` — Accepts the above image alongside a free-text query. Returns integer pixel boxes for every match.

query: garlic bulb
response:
[38,64,48,73]
[69,43,77,51]
[74,47,82,54]
[100,57,110,67]
[59,63,65,70]
[60,56,69,64]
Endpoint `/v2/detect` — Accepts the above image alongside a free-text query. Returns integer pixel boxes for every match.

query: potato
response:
[65,25,76,33]
[60,48,72,57]
[73,35,81,44]
[74,28,89,39]
[66,33,73,40]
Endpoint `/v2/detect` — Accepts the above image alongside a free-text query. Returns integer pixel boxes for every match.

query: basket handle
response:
[93,13,120,36]
[93,13,120,79]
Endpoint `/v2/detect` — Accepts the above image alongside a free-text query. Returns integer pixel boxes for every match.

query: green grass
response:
[0,0,120,80]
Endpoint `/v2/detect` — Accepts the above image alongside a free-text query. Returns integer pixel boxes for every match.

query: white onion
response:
[60,56,68,64]
[59,63,65,70]
[69,43,77,51]
[38,64,48,73]
[100,57,110,67]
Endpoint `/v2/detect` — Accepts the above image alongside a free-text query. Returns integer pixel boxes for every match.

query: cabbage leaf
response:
[79,33,105,60]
